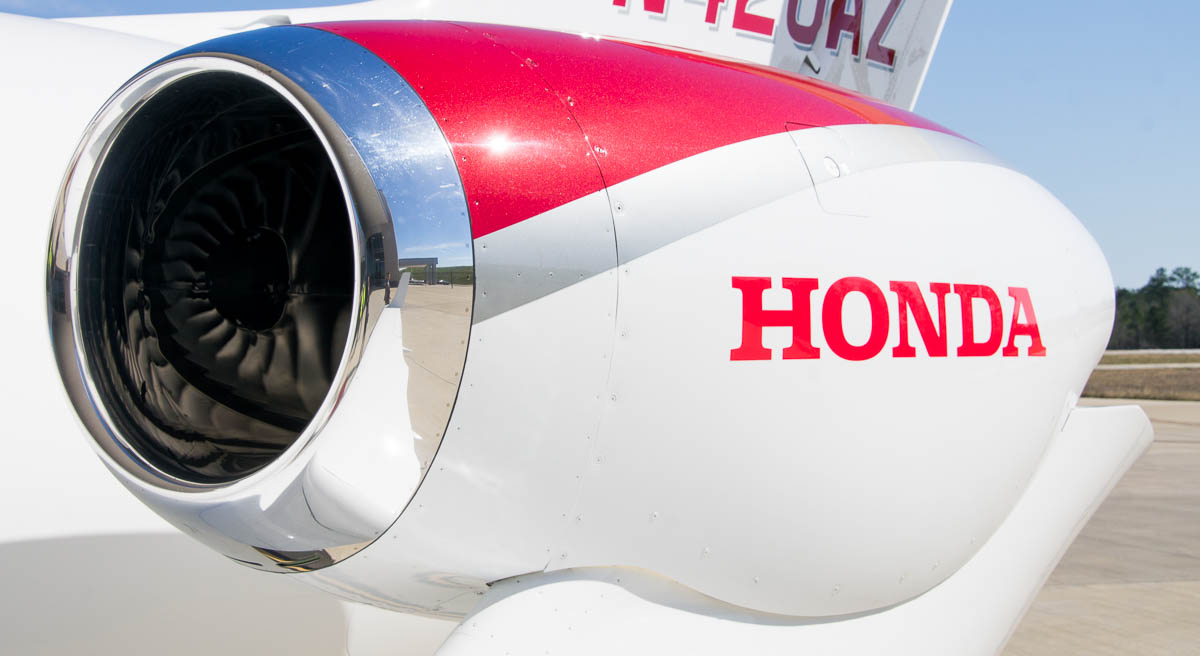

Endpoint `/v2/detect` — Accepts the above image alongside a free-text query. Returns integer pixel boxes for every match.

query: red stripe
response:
[312,21,602,240]
[311,22,956,239]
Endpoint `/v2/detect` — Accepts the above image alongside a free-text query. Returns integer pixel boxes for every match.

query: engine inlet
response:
[49,27,474,570]
[76,71,354,483]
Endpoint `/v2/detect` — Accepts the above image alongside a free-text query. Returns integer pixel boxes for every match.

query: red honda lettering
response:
[891,281,950,358]
[731,277,820,361]
[733,277,1043,361]
[1003,287,1047,357]
[955,284,1004,357]
[822,277,889,361]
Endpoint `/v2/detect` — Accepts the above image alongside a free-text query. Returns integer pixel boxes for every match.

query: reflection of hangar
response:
[397,257,437,284]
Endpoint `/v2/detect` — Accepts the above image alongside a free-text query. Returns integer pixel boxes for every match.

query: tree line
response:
[1109,267,1200,349]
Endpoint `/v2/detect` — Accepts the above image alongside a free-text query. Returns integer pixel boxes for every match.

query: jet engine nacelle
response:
[48,21,1114,620]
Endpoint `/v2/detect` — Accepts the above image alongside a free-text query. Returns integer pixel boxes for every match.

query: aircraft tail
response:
[767,0,955,110]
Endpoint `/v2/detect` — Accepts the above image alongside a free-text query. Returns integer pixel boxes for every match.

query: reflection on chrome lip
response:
[46,26,473,571]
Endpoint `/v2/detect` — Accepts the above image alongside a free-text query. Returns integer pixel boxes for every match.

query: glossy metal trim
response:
[47,26,472,571]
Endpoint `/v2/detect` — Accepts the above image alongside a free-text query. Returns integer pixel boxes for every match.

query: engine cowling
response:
[48,22,1113,618]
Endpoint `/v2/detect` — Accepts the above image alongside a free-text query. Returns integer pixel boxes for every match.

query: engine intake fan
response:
[47,27,472,570]
[79,71,354,483]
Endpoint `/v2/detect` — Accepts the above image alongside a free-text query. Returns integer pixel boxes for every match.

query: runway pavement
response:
[1004,398,1200,655]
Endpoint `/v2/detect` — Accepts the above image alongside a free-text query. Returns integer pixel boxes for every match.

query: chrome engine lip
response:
[46,26,474,571]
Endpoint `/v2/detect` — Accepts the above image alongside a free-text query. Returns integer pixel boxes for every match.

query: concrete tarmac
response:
[1004,398,1200,655]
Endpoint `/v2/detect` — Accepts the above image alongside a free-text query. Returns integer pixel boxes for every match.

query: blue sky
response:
[3,1,1192,289]
[918,2,1197,289]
